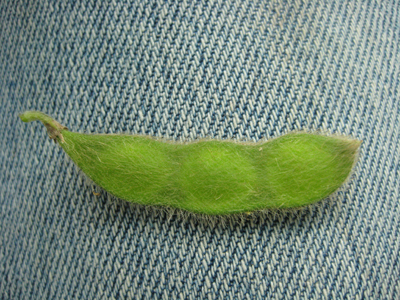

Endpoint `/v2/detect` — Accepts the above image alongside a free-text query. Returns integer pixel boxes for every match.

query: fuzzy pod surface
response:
[20,111,361,215]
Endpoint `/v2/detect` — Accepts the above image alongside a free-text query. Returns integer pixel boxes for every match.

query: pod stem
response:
[19,111,68,143]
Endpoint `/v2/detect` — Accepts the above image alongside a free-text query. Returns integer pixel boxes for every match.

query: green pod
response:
[20,111,361,215]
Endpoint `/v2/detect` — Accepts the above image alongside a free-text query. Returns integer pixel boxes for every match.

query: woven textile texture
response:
[1,0,399,299]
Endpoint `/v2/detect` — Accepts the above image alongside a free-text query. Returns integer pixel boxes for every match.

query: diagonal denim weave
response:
[0,0,399,299]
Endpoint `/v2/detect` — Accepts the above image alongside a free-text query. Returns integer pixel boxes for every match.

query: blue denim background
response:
[1,0,399,299]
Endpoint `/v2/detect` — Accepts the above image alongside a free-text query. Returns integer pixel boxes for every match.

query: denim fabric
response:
[1,0,399,299]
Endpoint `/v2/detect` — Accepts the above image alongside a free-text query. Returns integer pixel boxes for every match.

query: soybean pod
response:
[20,111,361,215]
